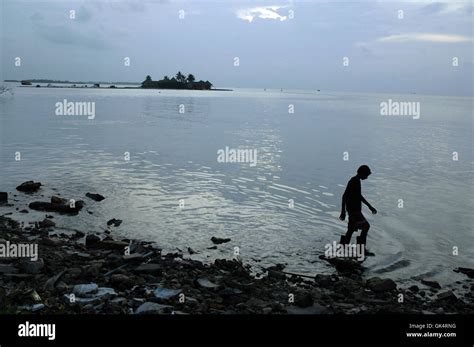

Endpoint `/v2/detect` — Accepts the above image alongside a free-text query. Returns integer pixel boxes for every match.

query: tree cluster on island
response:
[141,72,213,90]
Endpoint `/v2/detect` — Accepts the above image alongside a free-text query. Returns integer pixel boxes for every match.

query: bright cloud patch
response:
[376,33,471,43]
[236,6,288,23]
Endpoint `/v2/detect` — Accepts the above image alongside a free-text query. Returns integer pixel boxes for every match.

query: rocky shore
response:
[0,182,473,315]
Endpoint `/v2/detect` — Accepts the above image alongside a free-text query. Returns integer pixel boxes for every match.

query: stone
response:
[51,196,67,204]
[437,291,457,302]
[107,219,122,227]
[19,258,44,274]
[29,200,84,214]
[153,287,182,300]
[39,218,56,228]
[0,192,8,204]
[366,277,397,293]
[134,264,162,275]
[196,278,220,289]
[0,264,18,274]
[16,181,42,193]
[453,267,474,279]
[86,193,105,202]
[110,274,134,288]
[287,303,328,314]
[122,253,145,263]
[218,287,243,296]
[135,302,172,314]
[314,274,333,287]
[267,270,286,280]
[95,240,129,250]
[294,291,314,308]
[73,283,98,296]
[211,237,231,244]
[44,270,67,291]
[85,234,100,248]
[408,285,420,293]
[421,279,441,289]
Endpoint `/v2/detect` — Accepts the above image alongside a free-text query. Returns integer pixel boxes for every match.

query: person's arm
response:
[339,191,347,220]
[361,195,377,214]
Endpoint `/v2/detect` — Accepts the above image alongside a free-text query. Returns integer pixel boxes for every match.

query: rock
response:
[211,237,231,244]
[51,196,67,204]
[122,253,145,263]
[29,200,84,214]
[19,209,29,214]
[187,247,196,255]
[267,270,286,280]
[408,285,420,293]
[134,264,162,275]
[16,181,42,193]
[135,302,172,314]
[66,287,116,304]
[218,287,243,297]
[246,297,267,308]
[19,303,45,312]
[315,274,333,287]
[437,291,457,302]
[267,264,286,272]
[107,219,122,227]
[295,292,314,308]
[86,193,105,202]
[44,270,67,291]
[94,240,129,250]
[153,287,182,300]
[366,277,397,293]
[110,274,134,288]
[196,277,220,289]
[73,283,98,296]
[39,218,56,228]
[453,267,474,279]
[207,246,217,250]
[287,303,328,314]
[0,192,8,204]
[0,264,18,274]
[85,234,100,247]
[19,258,44,274]
[421,279,441,289]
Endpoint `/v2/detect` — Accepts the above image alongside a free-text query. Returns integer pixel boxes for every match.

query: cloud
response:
[35,23,112,50]
[420,2,473,15]
[75,6,93,22]
[376,33,472,43]
[30,12,44,22]
[236,5,289,23]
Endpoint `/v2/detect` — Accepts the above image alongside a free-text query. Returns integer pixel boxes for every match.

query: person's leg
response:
[341,227,356,244]
[356,221,370,245]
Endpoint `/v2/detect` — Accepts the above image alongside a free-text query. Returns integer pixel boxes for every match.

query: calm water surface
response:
[0,84,472,287]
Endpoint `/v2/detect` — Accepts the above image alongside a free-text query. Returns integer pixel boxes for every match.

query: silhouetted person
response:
[339,165,377,253]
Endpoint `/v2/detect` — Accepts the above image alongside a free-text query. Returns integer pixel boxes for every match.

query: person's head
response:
[357,165,372,180]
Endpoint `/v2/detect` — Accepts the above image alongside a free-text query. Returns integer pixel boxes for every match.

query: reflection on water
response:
[0,85,472,285]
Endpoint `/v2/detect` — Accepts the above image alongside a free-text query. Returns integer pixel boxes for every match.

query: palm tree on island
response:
[141,73,212,90]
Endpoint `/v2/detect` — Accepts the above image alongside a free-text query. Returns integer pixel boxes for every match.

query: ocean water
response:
[0,83,472,286]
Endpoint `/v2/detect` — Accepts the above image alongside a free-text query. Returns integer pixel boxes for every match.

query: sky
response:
[1,0,473,96]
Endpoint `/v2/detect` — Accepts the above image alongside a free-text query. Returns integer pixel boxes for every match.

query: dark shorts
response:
[348,211,368,230]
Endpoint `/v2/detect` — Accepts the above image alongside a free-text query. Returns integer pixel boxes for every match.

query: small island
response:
[141,72,213,90]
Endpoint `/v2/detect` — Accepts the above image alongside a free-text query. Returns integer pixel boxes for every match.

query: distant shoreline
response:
[6,82,232,92]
